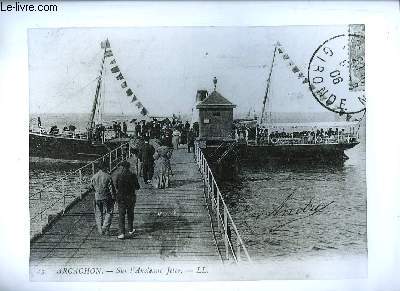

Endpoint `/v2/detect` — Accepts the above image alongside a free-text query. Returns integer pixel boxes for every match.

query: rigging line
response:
[261,43,278,124]
[101,66,104,122]
[97,60,106,124]
[88,46,107,130]
[56,49,102,97]
[354,109,366,133]
[43,76,100,114]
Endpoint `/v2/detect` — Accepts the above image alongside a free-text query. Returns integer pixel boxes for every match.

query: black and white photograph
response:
[1,1,400,290]
[28,25,367,281]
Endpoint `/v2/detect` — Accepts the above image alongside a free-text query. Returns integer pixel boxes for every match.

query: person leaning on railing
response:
[90,161,116,236]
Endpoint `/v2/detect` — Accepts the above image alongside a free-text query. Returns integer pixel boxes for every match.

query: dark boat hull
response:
[202,141,359,163]
[241,142,358,162]
[29,133,112,161]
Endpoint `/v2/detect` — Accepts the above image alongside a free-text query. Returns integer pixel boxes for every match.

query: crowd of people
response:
[89,117,198,240]
[235,125,357,145]
[112,121,128,138]
[132,118,197,153]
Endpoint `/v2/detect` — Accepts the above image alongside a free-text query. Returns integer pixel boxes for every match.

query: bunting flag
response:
[274,41,364,123]
[135,102,143,109]
[100,39,110,49]
[126,88,133,96]
[116,73,124,80]
[140,107,148,116]
[104,40,149,116]
[104,50,113,58]
[276,42,310,88]
[111,66,120,73]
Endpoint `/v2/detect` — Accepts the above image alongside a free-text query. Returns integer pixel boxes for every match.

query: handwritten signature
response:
[259,192,335,233]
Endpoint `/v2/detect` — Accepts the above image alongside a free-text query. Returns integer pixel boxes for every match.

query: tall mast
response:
[87,41,108,133]
[260,43,278,124]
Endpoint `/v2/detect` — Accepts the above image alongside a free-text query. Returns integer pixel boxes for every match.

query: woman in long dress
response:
[172,129,181,150]
[153,141,173,189]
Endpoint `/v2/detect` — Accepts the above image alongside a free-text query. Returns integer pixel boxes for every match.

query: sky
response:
[28,26,349,116]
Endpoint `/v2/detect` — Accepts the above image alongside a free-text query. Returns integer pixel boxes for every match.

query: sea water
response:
[220,133,367,262]
[29,114,367,261]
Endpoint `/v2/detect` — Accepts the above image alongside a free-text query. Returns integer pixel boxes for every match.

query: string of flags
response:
[100,39,149,116]
[276,41,360,122]
[275,42,314,90]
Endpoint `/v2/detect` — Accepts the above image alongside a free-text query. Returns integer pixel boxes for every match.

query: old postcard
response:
[28,25,366,281]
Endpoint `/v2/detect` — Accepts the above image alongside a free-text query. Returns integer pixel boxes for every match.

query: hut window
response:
[213,112,221,117]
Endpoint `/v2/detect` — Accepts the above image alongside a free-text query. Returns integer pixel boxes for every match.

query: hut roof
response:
[196,90,236,109]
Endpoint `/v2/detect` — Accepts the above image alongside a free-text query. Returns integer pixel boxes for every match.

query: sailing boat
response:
[236,42,363,162]
[29,39,147,162]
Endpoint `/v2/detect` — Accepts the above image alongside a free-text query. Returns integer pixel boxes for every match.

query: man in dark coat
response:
[187,129,195,153]
[122,121,127,136]
[140,137,155,183]
[113,161,140,239]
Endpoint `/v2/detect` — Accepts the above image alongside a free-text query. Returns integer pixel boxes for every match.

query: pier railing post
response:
[62,179,66,213]
[109,152,112,172]
[199,150,202,171]
[39,191,43,232]
[78,169,83,199]
[217,188,221,231]
[201,151,203,173]
[206,165,209,187]
[92,163,95,176]
[128,144,131,158]
[224,206,229,260]
[202,153,205,174]
[237,239,241,262]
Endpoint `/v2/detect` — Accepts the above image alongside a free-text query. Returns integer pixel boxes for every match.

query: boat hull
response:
[240,142,358,162]
[202,141,359,163]
[29,133,112,161]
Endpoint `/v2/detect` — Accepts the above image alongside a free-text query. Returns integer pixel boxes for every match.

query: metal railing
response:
[255,132,359,146]
[30,142,134,238]
[194,142,252,263]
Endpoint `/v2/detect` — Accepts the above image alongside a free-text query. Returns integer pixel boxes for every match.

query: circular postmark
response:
[308,34,365,115]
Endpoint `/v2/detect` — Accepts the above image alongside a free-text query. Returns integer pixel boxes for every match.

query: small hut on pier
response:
[196,78,236,141]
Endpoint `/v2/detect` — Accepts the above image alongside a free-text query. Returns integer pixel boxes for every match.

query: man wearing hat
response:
[114,161,140,239]
[91,161,115,235]
[140,137,155,183]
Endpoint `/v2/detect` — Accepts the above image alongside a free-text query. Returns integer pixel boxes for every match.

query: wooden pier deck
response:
[30,147,222,268]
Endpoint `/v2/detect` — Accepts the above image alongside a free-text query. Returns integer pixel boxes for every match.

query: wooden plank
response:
[30,146,221,266]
